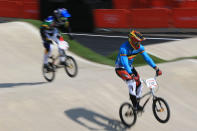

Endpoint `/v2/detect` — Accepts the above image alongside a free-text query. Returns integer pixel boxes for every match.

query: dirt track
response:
[0,22,197,131]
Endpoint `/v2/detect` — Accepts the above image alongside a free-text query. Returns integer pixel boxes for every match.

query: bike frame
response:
[50,39,68,67]
[139,76,159,110]
[119,75,170,127]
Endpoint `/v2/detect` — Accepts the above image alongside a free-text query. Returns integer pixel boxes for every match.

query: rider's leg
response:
[129,94,138,108]
[43,42,53,67]
[136,84,143,111]
[131,67,143,111]
[134,76,144,111]
[115,68,132,80]
[127,80,138,109]
[127,80,143,111]
[136,83,143,99]
[126,79,137,96]
[115,68,141,110]
[44,50,49,65]
[43,41,50,65]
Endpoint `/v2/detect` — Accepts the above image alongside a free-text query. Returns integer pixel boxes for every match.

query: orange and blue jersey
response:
[115,41,156,74]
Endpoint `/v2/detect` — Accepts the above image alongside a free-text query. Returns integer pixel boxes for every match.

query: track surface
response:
[0,22,197,131]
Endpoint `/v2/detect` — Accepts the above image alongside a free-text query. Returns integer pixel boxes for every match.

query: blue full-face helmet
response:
[44,16,55,27]
[54,8,71,19]
[61,8,71,18]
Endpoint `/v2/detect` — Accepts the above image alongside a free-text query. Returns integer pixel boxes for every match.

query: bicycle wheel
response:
[119,102,137,127]
[64,56,78,77]
[152,97,170,123]
[42,63,55,82]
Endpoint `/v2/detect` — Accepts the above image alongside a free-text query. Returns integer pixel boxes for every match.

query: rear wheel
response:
[64,56,78,77]
[152,97,170,123]
[42,62,55,82]
[119,102,137,127]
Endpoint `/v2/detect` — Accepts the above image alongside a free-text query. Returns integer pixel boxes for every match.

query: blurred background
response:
[0,2,197,130]
[1,0,197,32]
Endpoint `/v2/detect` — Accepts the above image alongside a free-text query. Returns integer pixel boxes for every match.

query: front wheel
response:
[42,63,55,82]
[119,102,137,128]
[152,97,170,123]
[64,56,78,77]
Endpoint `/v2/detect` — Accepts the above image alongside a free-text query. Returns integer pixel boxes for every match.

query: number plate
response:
[59,41,69,50]
[146,78,157,89]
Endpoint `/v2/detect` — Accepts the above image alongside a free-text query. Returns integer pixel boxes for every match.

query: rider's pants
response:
[43,41,65,64]
[115,68,143,98]
[43,43,53,64]
[126,79,142,98]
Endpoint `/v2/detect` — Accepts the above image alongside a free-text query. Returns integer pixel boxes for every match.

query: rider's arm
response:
[139,45,162,76]
[54,17,68,27]
[120,48,132,74]
[52,28,60,38]
[139,46,156,68]
[40,27,51,41]
[52,28,64,44]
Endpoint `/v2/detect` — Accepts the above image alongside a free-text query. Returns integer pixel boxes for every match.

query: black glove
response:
[154,67,162,76]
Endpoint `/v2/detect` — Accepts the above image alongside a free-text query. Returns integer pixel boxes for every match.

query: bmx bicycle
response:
[119,76,170,127]
[42,36,78,82]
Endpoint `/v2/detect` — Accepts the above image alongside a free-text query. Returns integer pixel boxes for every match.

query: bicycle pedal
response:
[137,110,144,115]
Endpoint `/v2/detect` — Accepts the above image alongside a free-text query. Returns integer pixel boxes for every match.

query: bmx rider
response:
[115,30,162,111]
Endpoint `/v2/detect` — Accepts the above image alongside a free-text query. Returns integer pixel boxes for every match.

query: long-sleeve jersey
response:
[40,22,60,44]
[115,41,156,74]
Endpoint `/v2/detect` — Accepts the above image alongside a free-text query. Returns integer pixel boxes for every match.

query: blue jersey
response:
[115,41,156,74]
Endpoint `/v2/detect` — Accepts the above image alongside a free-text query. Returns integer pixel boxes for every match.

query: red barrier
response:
[113,0,133,9]
[23,0,38,2]
[129,8,172,28]
[113,0,151,9]
[138,0,151,8]
[173,8,197,28]
[0,0,39,19]
[0,1,22,18]
[23,2,40,19]
[151,0,172,8]
[93,9,131,28]
[179,1,197,8]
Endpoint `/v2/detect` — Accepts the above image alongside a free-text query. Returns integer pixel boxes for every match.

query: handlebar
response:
[141,75,160,92]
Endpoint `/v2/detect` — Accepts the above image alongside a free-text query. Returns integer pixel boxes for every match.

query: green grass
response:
[20,19,42,28]
[20,19,170,67]
[169,56,197,62]
[63,35,115,65]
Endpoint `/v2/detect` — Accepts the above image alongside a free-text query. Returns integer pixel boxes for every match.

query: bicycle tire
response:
[152,97,170,123]
[42,63,55,82]
[64,56,78,77]
[119,102,137,127]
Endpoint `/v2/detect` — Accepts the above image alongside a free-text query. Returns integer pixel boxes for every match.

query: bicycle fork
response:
[141,90,157,111]
[153,97,165,112]
[59,49,67,62]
